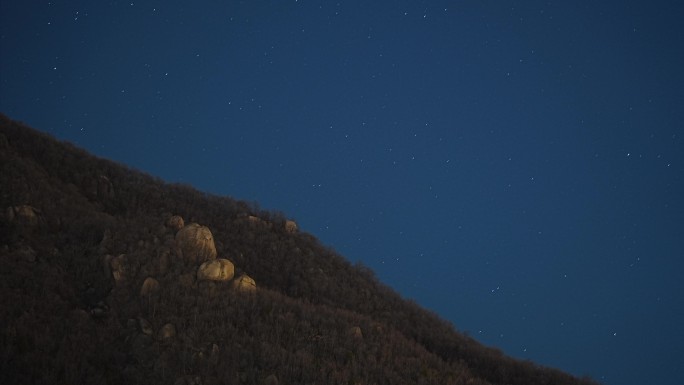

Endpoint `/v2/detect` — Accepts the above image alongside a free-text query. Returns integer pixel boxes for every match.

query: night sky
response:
[2,1,683,384]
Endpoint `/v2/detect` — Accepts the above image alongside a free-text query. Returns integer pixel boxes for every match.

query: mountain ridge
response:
[0,114,600,385]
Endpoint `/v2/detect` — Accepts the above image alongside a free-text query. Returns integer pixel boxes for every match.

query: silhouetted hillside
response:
[0,114,600,385]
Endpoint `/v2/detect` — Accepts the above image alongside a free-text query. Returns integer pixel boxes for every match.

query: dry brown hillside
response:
[0,114,601,385]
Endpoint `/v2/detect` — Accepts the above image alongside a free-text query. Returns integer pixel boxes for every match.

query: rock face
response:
[197,259,235,282]
[175,223,217,264]
[232,274,256,292]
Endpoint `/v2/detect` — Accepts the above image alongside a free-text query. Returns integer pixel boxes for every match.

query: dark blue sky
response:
[2,1,683,384]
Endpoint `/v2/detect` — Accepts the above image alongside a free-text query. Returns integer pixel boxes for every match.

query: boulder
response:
[262,374,279,385]
[158,323,176,341]
[175,223,217,264]
[138,318,153,335]
[232,274,256,292]
[109,254,127,283]
[197,259,234,282]
[166,215,185,232]
[284,220,298,234]
[140,277,160,297]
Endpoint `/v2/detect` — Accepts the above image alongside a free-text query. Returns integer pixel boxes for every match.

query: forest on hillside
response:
[0,114,600,385]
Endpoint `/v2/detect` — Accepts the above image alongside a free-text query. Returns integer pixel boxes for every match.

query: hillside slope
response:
[0,114,600,385]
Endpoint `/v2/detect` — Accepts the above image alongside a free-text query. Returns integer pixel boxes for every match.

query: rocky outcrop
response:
[232,274,256,292]
[197,259,235,282]
[175,223,217,264]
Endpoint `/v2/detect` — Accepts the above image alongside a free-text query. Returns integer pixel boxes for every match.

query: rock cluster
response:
[100,215,259,302]
[6,205,42,227]
[95,213,259,376]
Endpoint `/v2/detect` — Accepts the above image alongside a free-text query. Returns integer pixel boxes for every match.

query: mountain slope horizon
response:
[0,113,600,385]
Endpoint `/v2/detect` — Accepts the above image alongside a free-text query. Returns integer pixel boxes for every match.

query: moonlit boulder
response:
[196,259,235,282]
[232,274,256,292]
[109,254,128,283]
[166,215,185,232]
[284,220,298,234]
[175,223,217,264]
[140,277,160,297]
[158,323,177,341]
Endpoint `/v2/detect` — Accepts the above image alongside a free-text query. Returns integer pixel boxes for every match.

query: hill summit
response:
[0,114,600,385]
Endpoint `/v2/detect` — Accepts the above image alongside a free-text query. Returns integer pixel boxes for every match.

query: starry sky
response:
[2,1,683,384]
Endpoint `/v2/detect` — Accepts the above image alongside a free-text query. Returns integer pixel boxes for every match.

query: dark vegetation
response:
[0,114,600,385]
